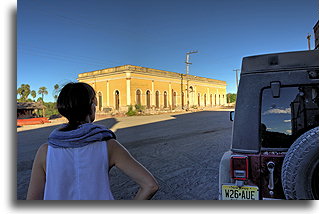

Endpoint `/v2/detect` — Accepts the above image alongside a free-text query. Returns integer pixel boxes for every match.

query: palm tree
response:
[17,84,31,101]
[53,84,59,101]
[31,90,36,101]
[38,87,48,102]
[54,84,59,91]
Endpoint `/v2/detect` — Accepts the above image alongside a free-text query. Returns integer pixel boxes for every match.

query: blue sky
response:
[17,0,319,102]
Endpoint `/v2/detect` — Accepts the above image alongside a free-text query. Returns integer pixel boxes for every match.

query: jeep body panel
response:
[260,153,285,198]
[219,50,319,200]
[219,152,261,199]
[232,50,319,153]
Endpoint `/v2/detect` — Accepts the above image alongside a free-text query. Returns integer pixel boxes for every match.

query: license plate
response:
[222,184,259,200]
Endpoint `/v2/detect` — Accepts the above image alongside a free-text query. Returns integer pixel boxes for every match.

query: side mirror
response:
[230,111,235,122]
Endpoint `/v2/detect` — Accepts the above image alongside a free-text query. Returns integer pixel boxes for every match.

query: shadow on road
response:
[17,111,232,200]
[106,111,232,200]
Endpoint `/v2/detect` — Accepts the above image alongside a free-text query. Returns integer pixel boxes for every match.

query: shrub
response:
[126,105,137,116]
[134,104,145,113]
[43,102,59,118]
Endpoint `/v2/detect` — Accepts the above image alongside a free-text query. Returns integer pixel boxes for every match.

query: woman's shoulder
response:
[32,143,49,172]
[38,143,48,153]
[105,138,120,150]
[37,143,48,160]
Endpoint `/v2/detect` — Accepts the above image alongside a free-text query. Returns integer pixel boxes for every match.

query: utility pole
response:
[185,50,198,110]
[233,69,240,91]
[307,33,312,50]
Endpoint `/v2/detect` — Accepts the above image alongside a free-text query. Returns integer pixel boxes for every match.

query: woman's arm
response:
[107,139,159,200]
[26,143,48,200]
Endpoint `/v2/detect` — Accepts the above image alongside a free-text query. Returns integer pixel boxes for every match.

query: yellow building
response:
[77,65,227,112]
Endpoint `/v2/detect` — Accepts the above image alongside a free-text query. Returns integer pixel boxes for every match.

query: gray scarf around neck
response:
[48,123,116,148]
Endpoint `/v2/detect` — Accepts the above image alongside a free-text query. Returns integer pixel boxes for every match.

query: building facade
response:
[77,65,227,112]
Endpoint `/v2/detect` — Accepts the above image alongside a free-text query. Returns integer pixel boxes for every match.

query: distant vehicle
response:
[219,50,319,200]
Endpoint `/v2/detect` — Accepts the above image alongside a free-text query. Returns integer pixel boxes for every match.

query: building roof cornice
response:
[78,64,226,86]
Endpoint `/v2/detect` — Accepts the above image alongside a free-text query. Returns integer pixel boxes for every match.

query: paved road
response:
[17,110,232,200]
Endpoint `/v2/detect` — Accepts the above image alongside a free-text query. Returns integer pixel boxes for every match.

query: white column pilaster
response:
[168,82,172,107]
[151,80,155,106]
[106,80,110,106]
[126,72,131,106]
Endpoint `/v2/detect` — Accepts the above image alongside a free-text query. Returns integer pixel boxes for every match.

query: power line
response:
[18,44,127,68]
[21,4,182,54]
[19,49,107,68]
[19,42,113,63]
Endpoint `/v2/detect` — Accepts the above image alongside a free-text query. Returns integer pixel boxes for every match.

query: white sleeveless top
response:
[44,141,114,200]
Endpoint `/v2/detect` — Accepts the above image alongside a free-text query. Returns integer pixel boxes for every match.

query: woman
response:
[26,82,159,200]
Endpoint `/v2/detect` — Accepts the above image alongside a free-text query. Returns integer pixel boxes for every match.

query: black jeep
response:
[219,50,319,200]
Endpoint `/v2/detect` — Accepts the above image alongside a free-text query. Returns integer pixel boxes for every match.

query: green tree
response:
[54,84,59,91]
[31,90,36,101]
[17,84,31,101]
[38,87,48,102]
[227,93,237,103]
[53,84,59,101]
[43,102,59,118]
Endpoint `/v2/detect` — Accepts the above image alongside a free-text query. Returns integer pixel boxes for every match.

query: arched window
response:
[146,90,151,109]
[172,90,176,109]
[115,90,120,110]
[98,92,102,111]
[219,94,221,106]
[198,93,201,107]
[210,94,213,107]
[136,89,141,106]
[155,91,160,108]
[222,94,225,105]
[164,91,167,108]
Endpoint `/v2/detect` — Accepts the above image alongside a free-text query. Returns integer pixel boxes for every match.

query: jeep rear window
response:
[261,85,319,148]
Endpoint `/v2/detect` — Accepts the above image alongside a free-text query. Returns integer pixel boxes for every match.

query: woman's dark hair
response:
[57,82,96,124]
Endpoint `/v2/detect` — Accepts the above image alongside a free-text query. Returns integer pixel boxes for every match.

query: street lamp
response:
[185,50,198,110]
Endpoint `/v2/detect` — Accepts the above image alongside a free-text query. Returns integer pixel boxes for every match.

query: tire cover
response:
[281,126,319,199]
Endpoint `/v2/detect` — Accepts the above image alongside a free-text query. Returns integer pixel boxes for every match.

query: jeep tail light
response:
[230,155,249,180]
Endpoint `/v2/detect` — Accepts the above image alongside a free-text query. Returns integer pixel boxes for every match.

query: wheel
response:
[281,126,319,199]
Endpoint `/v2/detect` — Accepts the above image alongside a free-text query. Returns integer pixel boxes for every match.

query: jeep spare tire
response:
[281,126,319,199]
